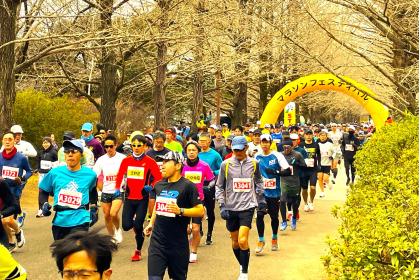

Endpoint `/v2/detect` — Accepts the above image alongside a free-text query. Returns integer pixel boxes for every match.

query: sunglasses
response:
[233,148,245,152]
[64,149,80,154]
[131,144,144,148]
[104,145,114,149]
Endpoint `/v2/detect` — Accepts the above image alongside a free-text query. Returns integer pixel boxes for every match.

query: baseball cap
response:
[260,134,272,142]
[232,136,248,150]
[145,134,153,142]
[264,124,271,128]
[290,133,299,140]
[320,129,328,134]
[210,124,218,130]
[305,129,313,135]
[81,122,93,131]
[63,139,84,153]
[282,140,293,147]
[348,125,356,131]
[157,151,184,164]
[10,125,23,134]
[253,129,262,135]
[222,123,228,127]
[63,131,76,140]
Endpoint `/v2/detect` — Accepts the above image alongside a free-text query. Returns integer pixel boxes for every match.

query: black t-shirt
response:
[300,141,321,170]
[151,177,201,248]
[146,147,171,161]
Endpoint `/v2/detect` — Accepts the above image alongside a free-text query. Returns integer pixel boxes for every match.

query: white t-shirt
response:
[247,142,263,158]
[93,152,126,193]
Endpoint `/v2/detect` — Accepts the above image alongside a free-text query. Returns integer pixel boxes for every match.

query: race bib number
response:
[155,196,177,217]
[105,175,117,182]
[2,166,19,179]
[263,178,276,190]
[57,189,82,209]
[304,158,314,168]
[40,160,53,170]
[345,144,354,151]
[184,171,202,184]
[127,166,144,179]
[233,178,252,192]
[157,161,163,172]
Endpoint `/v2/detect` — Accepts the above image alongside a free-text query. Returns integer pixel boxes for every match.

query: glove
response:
[220,204,230,220]
[41,202,52,216]
[114,189,121,197]
[266,168,279,175]
[143,185,153,193]
[258,202,268,214]
[89,205,99,227]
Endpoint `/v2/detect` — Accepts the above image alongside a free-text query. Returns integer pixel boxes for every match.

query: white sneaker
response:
[308,202,314,211]
[189,252,197,263]
[114,228,123,244]
[36,209,44,218]
[238,272,248,280]
[304,204,310,212]
[319,192,325,198]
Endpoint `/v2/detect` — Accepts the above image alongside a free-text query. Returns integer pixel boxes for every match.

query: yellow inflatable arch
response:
[260,73,390,129]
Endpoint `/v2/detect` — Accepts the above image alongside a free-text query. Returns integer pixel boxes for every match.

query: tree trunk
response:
[99,0,118,131]
[0,0,20,130]
[191,0,205,134]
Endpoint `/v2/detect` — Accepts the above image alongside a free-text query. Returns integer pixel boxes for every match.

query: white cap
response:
[210,124,218,130]
[256,121,261,125]
[10,125,23,134]
[320,129,328,134]
[264,124,271,128]
[290,133,299,140]
[260,134,272,141]
[222,123,228,127]
[348,125,356,131]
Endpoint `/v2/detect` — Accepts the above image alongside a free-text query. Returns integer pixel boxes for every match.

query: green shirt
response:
[164,140,183,153]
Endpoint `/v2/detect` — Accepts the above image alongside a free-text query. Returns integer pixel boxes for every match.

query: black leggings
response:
[122,199,148,250]
[344,157,356,182]
[203,187,215,237]
[280,194,300,222]
[256,197,279,237]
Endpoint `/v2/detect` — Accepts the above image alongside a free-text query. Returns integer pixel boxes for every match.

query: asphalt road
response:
[15,166,348,280]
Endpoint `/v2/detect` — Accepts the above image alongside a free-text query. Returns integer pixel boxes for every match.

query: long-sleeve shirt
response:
[0,153,32,188]
[115,154,162,200]
[199,148,222,176]
[215,156,265,211]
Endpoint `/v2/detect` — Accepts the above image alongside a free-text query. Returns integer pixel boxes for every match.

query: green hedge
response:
[13,89,99,148]
[323,115,419,280]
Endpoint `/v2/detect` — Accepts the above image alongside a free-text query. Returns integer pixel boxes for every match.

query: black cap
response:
[253,129,262,135]
[304,129,313,135]
[63,131,75,140]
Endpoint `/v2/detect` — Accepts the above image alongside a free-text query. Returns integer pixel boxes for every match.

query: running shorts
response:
[101,192,122,203]
[226,208,255,232]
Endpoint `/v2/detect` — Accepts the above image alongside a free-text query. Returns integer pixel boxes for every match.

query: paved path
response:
[15,166,348,280]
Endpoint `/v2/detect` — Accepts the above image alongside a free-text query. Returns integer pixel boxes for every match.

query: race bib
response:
[2,166,19,179]
[40,160,53,170]
[105,175,117,182]
[263,178,276,190]
[57,189,82,209]
[127,166,144,179]
[233,178,252,192]
[157,161,163,172]
[184,171,202,184]
[155,196,177,217]
[345,144,354,151]
[304,158,314,168]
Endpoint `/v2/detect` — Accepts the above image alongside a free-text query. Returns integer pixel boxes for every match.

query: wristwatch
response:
[179,208,185,216]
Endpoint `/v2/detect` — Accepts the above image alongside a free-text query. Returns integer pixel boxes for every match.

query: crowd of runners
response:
[0,120,373,279]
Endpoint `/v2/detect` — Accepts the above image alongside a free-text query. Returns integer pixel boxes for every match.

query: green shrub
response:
[13,89,99,149]
[323,115,419,280]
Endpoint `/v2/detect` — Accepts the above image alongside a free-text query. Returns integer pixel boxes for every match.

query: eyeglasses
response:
[104,145,114,149]
[64,149,80,154]
[233,148,245,152]
[60,269,99,279]
[131,144,144,148]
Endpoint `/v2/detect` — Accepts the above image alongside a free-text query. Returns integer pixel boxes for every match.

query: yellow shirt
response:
[222,129,231,139]
[0,245,27,279]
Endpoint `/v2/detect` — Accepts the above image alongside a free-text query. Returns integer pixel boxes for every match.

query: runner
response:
[93,135,126,243]
[81,122,105,161]
[0,131,31,250]
[215,136,266,280]
[181,141,215,262]
[114,134,162,261]
[36,136,58,217]
[9,125,37,158]
[247,129,263,158]
[255,134,291,255]
[221,123,231,139]
[164,128,183,153]
[317,130,335,197]
[144,151,204,280]
[212,127,226,156]
[38,139,98,240]
[197,133,222,245]
[341,125,361,185]
[233,126,244,136]
[299,130,321,212]
[280,140,306,231]
[327,123,343,184]
[50,230,117,280]
[221,135,234,160]
[58,131,95,168]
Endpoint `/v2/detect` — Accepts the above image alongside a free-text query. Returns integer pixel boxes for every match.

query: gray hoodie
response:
[215,156,265,211]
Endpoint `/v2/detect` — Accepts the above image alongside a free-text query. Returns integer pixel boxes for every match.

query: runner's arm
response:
[25,142,38,158]
[114,159,128,190]
[21,157,32,181]
[215,162,227,205]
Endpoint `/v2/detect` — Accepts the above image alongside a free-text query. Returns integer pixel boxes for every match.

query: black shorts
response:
[52,222,90,241]
[148,243,189,280]
[300,170,317,189]
[226,208,255,232]
[191,217,202,225]
[319,166,331,174]
[101,192,122,203]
